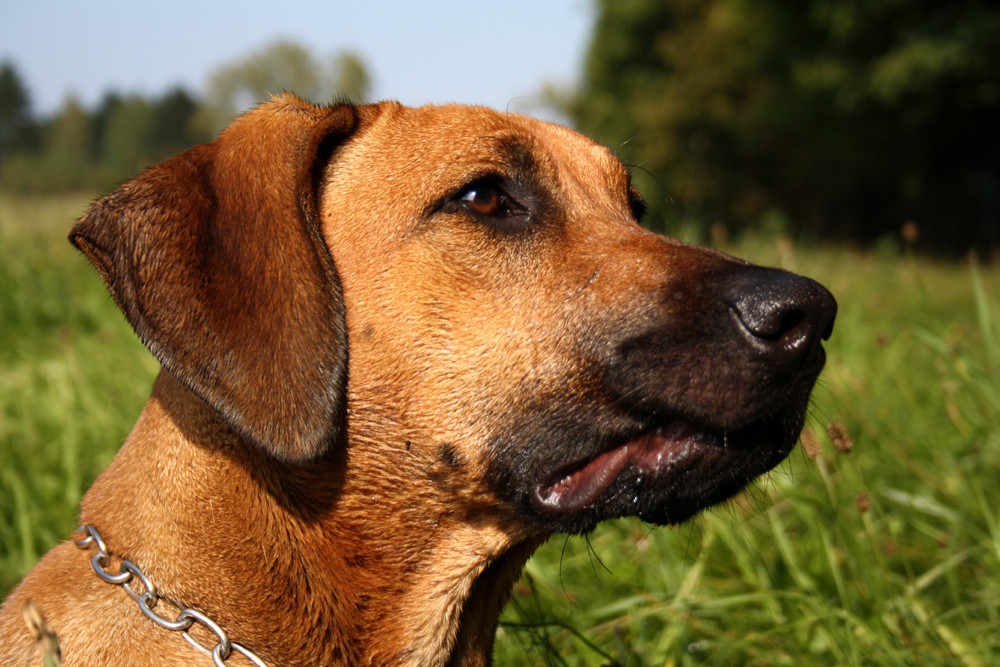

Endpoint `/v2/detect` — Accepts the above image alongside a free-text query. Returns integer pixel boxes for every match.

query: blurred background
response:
[2,1,999,666]
[0,1,589,194]
[2,0,998,254]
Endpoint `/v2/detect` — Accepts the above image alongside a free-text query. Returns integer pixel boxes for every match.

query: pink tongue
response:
[535,424,700,514]
[535,444,634,513]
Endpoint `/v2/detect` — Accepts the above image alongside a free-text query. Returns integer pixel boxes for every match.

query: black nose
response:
[726,268,837,376]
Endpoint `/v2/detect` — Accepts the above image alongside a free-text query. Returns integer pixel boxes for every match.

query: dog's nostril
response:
[738,303,807,342]
[727,268,837,368]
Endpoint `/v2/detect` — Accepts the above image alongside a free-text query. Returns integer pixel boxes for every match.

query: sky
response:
[1,0,595,123]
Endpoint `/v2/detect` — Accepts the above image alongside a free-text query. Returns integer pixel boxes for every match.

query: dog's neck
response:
[79,371,538,666]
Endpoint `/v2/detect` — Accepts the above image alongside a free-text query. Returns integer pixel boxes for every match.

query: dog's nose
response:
[726,268,837,375]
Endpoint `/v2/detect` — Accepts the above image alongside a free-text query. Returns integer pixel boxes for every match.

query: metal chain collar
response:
[74,524,268,667]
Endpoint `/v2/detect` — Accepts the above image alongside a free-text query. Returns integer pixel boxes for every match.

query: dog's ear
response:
[70,94,370,462]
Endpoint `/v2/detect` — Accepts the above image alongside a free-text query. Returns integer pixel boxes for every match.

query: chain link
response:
[74,524,268,667]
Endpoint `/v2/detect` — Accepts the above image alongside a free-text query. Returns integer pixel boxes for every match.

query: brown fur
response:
[0,95,835,665]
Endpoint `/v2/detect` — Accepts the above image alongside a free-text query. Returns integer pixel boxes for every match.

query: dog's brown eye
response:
[458,181,514,217]
[443,177,533,231]
[453,179,529,223]
[458,185,504,215]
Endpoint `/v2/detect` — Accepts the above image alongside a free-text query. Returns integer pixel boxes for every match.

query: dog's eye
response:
[455,179,526,219]
[459,183,503,216]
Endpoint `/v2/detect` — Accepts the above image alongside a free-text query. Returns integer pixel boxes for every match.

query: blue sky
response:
[1,0,594,120]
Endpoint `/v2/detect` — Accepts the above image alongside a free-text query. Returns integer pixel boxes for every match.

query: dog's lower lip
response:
[534,422,704,514]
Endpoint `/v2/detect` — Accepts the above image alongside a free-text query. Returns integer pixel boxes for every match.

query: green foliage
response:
[0,61,36,161]
[0,42,371,194]
[202,40,371,133]
[2,196,998,665]
[0,195,157,590]
[573,0,1000,254]
[0,88,209,195]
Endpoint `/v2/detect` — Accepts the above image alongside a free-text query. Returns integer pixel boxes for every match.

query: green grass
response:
[0,194,159,592]
[2,196,998,665]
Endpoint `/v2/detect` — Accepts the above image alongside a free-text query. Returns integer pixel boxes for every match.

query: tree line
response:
[3,4,999,254]
[0,77,208,195]
[571,0,1000,254]
[0,41,369,196]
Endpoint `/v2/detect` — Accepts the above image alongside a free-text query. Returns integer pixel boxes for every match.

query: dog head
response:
[71,94,835,536]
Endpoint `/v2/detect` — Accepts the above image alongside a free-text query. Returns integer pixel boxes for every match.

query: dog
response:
[0,94,836,666]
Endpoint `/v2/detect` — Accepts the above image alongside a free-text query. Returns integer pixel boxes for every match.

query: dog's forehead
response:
[357,103,632,192]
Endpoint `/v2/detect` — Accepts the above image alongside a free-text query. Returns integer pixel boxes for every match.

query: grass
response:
[0,194,159,592]
[2,195,998,665]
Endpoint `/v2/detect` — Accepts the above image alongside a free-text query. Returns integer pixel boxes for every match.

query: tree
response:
[99,95,152,175]
[573,0,1000,253]
[331,51,370,103]
[148,87,210,159]
[26,95,96,191]
[0,61,34,163]
[89,87,207,177]
[203,40,371,132]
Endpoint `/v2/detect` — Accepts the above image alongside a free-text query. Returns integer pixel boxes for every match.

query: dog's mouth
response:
[534,422,702,513]
[530,415,795,524]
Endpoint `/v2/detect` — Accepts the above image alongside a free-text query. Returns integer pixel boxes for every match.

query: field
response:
[2,194,998,665]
